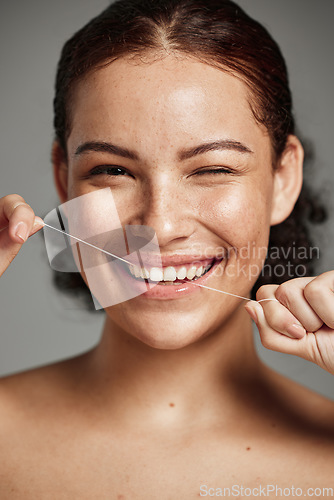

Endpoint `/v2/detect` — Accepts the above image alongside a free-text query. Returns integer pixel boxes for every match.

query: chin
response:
[106,306,214,350]
[135,330,204,350]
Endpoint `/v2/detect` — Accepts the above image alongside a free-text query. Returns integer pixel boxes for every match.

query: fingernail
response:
[15,222,29,242]
[33,217,44,228]
[246,305,258,324]
[286,323,305,338]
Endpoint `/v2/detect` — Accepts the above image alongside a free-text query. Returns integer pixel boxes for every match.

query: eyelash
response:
[193,167,233,176]
[88,166,132,177]
[87,166,234,178]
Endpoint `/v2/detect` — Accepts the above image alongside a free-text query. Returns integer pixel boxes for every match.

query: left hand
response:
[244,272,334,375]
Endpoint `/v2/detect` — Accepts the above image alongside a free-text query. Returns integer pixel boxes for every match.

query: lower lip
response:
[115,258,224,300]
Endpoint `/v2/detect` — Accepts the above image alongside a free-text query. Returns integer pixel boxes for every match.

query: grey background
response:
[0,1,333,398]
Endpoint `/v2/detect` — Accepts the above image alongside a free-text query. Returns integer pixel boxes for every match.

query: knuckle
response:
[4,194,25,205]
[304,280,322,301]
[319,270,334,280]
[274,283,292,307]
[12,202,35,219]
[3,195,32,218]
[256,285,268,301]
[16,203,34,215]
[256,284,277,302]
[2,195,36,228]
[295,277,312,286]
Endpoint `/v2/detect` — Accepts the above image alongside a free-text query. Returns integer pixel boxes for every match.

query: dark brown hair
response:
[52,0,326,307]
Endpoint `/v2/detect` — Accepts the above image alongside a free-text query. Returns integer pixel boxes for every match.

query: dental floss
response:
[43,222,133,266]
[42,221,278,304]
[183,281,277,303]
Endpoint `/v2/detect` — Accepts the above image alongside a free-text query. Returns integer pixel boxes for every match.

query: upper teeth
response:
[128,263,212,281]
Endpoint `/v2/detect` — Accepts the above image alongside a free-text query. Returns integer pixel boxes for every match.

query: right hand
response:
[0,194,44,277]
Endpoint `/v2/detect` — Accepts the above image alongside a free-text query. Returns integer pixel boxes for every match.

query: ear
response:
[270,135,304,226]
[52,140,68,204]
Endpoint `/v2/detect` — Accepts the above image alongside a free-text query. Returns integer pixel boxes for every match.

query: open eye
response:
[88,166,132,177]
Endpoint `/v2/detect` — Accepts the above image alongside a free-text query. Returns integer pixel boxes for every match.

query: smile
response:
[113,254,226,300]
[122,258,220,284]
[118,254,222,285]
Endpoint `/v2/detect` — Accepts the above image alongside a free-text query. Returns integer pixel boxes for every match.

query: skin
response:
[55,54,302,351]
[0,54,333,498]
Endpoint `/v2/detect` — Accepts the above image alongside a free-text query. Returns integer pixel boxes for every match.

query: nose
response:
[130,177,196,248]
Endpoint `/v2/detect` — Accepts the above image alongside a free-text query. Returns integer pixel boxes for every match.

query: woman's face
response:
[62,54,276,349]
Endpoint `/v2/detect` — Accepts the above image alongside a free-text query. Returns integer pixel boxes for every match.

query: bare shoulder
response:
[240,364,334,484]
[0,353,88,427]
[260,362,334,434]
[0,353,97,497]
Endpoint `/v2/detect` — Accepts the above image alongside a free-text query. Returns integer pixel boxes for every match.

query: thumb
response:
[244,300,306,355]
[244,300,262,326]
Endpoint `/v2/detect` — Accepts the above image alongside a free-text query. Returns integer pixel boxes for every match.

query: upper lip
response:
[124,254,223,268]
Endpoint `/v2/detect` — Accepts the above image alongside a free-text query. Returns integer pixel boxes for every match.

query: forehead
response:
[67,54,269,156]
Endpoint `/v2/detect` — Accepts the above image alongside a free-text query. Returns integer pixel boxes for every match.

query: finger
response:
[0,195,44,277]
[0,194,25,226]
[29,216,45,237]
[304,272,334,329]
[0,195,36,243]
[0,216,44,276]
[254,285,306,339]
[274,278,323,333]
[245,300,308,356]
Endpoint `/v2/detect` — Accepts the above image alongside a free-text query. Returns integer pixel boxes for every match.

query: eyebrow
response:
[75,141,139,161]
[178,140,254,161]
[74,139,254,161]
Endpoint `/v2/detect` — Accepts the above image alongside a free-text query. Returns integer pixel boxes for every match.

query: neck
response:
[80,305,263,430]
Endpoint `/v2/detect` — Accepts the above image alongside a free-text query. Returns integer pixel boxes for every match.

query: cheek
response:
[198,185,271,247]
